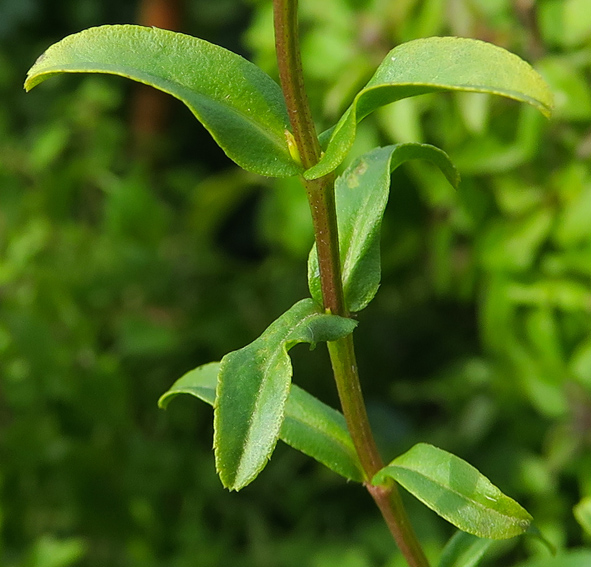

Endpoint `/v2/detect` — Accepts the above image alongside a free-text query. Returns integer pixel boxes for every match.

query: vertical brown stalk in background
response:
[131,0,181,150]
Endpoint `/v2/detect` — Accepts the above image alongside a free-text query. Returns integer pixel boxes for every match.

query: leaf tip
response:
[157,393,170,410]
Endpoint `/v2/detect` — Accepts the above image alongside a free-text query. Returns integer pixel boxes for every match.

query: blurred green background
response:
[1,0,591,565]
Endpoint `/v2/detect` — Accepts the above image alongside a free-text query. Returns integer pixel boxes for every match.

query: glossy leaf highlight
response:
[305,37,553,179]
[159,361,364,483]
[372,443,532,539]
[309,144,459,312]
[25,25,302,177]
[214,299,357,490]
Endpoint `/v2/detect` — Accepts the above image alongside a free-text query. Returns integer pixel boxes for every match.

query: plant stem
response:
[326,336,382,475]
[273,2,429,566]
[272,0,344,314]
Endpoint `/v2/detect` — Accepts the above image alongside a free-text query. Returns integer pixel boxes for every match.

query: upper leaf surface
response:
[373,443,533,539]
[25,25,302,178]
[308,144,459,312]
[158,361,364,483]
[305,36,553,180]
[214,298,357,490]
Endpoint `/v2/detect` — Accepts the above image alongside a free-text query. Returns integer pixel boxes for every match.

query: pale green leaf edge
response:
[305,36,554,180]
[158,361,365,483]
[25,25,302,178]
[373,443,533,539]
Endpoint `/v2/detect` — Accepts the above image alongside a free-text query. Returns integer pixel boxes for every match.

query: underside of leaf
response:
[159,361,364,483]
[25,25,302,177]
[305,36,553,180]
[309,143,459,312]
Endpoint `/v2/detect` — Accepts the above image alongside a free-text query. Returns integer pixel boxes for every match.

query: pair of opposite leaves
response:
[25,25,552,181]
[25,24,553,543]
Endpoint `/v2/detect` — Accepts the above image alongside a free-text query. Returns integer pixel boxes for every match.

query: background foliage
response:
[1,0,591,565]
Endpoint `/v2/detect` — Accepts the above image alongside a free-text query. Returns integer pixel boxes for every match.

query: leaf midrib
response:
[391,464,528,526]
[234,309,321,483]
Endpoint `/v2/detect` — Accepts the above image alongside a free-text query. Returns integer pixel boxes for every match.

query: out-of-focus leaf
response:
[554,184,591,247]
[261,176,315,258]
[506,280,591,312]
[25,25,301,177]
[214,299,357,490]
[456,92,490,135]
[515,550,591,567]
[537,57,591,121]
[453,106,545,175]
[569,339,591,390]
[159,362,364,483]
[573,497,591,536]
[480,208,553,272]
[506,340,568,418]
[305,36,553,179]
[28,535,87,567]
[308,144,458,312]
[564,0,591,47]
[372,443,532,539]
[438,531,496,567]
[524,308,565,378]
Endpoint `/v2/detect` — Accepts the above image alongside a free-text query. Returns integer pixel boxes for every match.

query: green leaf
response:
[524,525,557,556]
[158,361,365,484]
[24,25,301,178]
[308,144,459,312]
[159,361,221,407]
[372,443,533,539]
[438,531,496,567]
[214,298,357,490]
[305,37,553,180]
[574,496,591,536]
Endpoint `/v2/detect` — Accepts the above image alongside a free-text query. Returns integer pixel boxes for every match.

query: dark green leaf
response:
[305,37,553,179]
[372,443,532,539]
[25,25,301,178]
[214,299,357,490]
[438,531,497,567]
[308,144,459,312]
[159,361,365,483]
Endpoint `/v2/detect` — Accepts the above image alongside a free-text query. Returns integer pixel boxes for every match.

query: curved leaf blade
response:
[373,443,532,539]
[309,144,459,312]
[305,36,553,180]
[159,361,221,407]
[214,298,357,490]
[25,25,302,178]
[159,361,364,483]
